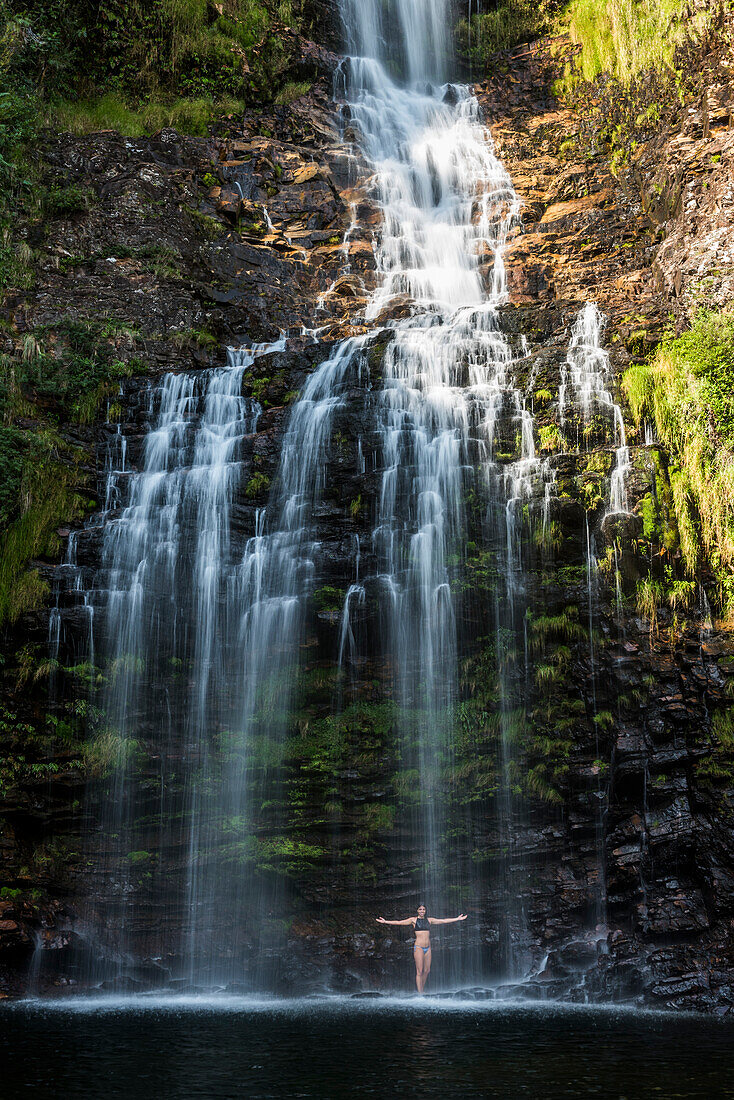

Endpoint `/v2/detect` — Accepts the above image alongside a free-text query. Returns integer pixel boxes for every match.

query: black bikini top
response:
[414,917,430,932]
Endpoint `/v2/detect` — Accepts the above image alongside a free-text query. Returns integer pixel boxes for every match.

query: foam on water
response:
[7,993,693,1021]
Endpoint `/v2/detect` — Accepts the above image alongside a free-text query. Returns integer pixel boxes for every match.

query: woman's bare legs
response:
[422,947,432,991]
[413,946,424,992]
[413,947,432,993]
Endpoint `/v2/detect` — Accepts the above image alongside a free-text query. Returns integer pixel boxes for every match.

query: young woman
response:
[375,904,467,993]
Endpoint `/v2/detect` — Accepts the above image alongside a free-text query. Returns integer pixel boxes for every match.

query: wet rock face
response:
[3,25,734,1013]
[469,36,734,1013]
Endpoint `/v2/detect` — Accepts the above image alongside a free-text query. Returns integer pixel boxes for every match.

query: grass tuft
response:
[50,94,246,138]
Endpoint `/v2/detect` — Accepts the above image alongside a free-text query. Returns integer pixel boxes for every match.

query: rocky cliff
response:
[2,1,734,1013]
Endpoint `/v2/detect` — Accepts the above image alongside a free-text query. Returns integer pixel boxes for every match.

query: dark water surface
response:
[3,996,734,1099]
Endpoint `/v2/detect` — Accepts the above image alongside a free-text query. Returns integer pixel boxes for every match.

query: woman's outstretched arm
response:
[428,914,468,925]
[375,916,416,925]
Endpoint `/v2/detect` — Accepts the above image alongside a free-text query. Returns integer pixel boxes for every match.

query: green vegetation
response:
[83,728,139,777]
[697,707,734,790]
[0,703,88,795]
[0,322,144,624]
[0,752,62,794]
[221,830,324,875]
[52,94,247,139]
[454,615,589,809]
[533,518,563,556]
[538,424,564,453]
[0,1,305,144]
[248,377,272,404]
[528,606,586,651]
[274,80,311,106]
[312,586,345,615]
[456,0,710,78]
[456,0,557,60]
[0,691,130,799]
[459,546,502,596]
[635,452,679,554]
[453,646,501,804]
[523,606,588,802]
[0,449,86,624]
[244,471,271,498]
[361,801,394,834]
[562,0,710,85]
[577,452,612,515]
[551,0,723,184]
[623,312,734,586]
[126,850,153,865]
[635,572,698,644]
[282,698,400,875]
[1,324,135,426]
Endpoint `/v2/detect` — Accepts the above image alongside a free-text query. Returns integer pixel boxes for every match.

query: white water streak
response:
[561,302,630,514]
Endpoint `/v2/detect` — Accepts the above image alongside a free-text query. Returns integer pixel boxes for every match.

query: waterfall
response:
[340,0,450,84]
[334,0,568,972]
[80,339,282,981]
[56,0,598,991]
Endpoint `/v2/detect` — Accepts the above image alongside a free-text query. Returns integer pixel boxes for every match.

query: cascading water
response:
[80,339,282,981]
[333,0,565,973]
[340,0,450,85]
[53,0,613,992]
[558,302,631,942]
[561,302,630,515]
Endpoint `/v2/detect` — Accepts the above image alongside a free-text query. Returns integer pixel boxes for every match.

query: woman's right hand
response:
[375,917,387,923]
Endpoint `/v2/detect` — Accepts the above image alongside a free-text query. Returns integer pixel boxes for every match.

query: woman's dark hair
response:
[416,903,428,913]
